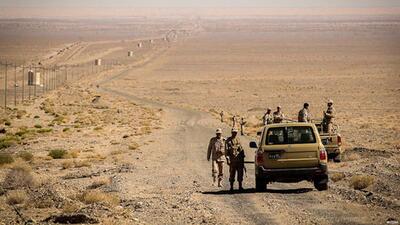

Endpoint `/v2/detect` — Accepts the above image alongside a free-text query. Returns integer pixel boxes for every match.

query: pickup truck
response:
[313,120,343,162]
[250,123,329,192]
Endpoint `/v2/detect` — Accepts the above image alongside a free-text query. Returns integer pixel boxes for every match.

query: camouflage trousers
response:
[229,161,244,183]
[212,160,224,180]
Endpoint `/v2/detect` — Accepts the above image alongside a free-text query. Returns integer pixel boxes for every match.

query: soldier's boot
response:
[218,178,223,187]
[238,182,244,192]
[229,182,234,193]
[212,176,216,186]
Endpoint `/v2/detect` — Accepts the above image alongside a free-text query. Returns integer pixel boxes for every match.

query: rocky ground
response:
[0,16,399,225]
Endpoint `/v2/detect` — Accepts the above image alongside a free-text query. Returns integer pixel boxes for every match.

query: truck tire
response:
[255,177,267,192]
[314,181,328,191]
[333,153,341,163]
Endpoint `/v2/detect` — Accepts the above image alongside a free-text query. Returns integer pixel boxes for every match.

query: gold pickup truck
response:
[314,120,343,162]
[250,123,329,192]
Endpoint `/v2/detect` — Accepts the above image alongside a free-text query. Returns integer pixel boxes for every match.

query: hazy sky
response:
[1,0,400,8]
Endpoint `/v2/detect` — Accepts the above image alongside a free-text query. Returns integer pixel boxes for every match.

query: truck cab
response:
[250,123,328,192]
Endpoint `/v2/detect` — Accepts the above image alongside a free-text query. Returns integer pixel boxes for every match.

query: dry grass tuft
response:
[0,153,14,166]
[89,177,111,189]
[345,152,361,161]
[3,161,36,189]
[79,190,119,206]
[74,160,91,168]
[48,149,68,159]
[62,202,81,213]
[330,172,345,182]
[6,190,27,205]
[70,150,80,158]
[128,142,139,150]
[17,151,34,162]
[62,160,74,169]
[350,175,374,190]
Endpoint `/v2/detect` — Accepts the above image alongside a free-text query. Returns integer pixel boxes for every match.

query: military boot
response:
[229,182,234,193]
[218,178,223,187]
[238,182,244,192]
[212,176,216,186]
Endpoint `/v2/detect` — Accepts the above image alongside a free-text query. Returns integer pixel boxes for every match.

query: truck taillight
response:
[337,135,342,146]
[256,152,263,164]
[320,149,327,161]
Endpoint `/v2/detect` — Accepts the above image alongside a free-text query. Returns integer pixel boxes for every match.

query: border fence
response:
[0,30,182,112]
[0,60,118,111]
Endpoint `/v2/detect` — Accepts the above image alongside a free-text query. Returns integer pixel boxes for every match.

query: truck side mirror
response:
[249,141,258,149]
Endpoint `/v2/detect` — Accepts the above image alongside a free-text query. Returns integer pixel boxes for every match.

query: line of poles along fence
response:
[0,60,118,111]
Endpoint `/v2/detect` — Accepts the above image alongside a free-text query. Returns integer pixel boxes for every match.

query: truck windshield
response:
[265,126,316,145]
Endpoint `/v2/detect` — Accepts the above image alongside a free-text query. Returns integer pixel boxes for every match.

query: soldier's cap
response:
[277,105,281,109]
[267,108,271,111]
[328,99,334,104]
[216,128,222,134]
[304,102,309,107]
[231,128,239,133]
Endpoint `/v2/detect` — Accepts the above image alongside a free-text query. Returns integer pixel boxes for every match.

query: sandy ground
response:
[0,16,399,224]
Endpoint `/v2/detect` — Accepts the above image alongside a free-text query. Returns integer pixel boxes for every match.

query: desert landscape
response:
[0,8,399,225]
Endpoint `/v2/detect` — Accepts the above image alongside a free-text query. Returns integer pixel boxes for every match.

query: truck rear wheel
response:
[314,181,328,191]
[333,153,341,163]
[255,177,267,192]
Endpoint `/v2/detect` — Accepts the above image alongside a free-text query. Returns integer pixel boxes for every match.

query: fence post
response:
[22,65,25,102]
[14,64,17,106]
[33,66,37,97]
[28,66,31,100]
[4,62,8,110]
[42,66,45,94]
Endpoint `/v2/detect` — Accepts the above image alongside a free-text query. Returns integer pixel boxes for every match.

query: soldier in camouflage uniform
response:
[298,103,311,122]
[225,128,245,192]
[323,100,336,133]
[263,108,273,125]
[273,106,284,123]
[207,128,225,187]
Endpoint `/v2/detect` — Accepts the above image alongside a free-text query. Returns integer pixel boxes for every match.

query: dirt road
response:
[100,62,390,225]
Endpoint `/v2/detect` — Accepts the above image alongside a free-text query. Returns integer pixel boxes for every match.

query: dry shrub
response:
[89,177,111,189]
[0,153,14,165]
[345,153,361,161]
[3,162,36,189]
[80,190,119,206]
[350,175,374,190]
[48,149,68,159]
[74,160,91,168]
[330,172,345,182]
[17,151,34,162]
[62,160,74,169]
[6,190,27,205]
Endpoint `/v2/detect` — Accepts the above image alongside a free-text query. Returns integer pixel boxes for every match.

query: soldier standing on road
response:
[231,115,237,127]
[263,108,273,125]
[225,128,245,192]
[240,117,246,136]
[323,100,336,133]
[273,106,284,123]
[298,103,311,122]
[207,128,225,187]
[220,111,224,122]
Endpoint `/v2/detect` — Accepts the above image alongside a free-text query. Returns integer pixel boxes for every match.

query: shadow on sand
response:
[202,187,313,195]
